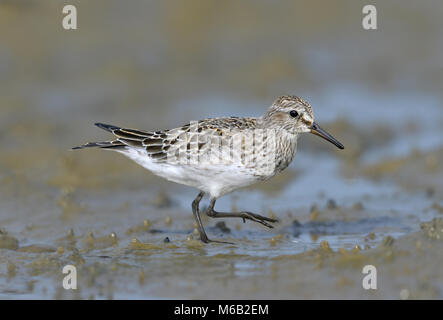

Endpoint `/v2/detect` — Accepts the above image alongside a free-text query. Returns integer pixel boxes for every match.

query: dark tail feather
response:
[95,123,121,132]
[72,123,125,150]
[72,141,125,150]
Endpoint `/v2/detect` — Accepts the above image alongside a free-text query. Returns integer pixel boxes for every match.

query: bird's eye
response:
[289,110,299,118]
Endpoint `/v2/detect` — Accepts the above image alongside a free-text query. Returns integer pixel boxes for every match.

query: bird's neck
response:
[273,130,298,173]
[255,118,298,173]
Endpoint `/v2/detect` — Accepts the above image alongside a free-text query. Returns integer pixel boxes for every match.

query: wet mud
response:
[1,1,443,299]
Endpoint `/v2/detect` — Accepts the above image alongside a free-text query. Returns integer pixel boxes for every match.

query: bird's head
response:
[261,95,344,149]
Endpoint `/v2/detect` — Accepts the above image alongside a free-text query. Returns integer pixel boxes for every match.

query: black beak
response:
[309,122,344,150]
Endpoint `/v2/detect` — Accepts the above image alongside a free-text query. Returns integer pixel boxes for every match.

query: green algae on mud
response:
[1,0,443,300]
[0,220,441,299]
[358,147,443,198]
[0,232,19,250]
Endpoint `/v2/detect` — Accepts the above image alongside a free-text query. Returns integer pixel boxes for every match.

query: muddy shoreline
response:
[1,0,443,299]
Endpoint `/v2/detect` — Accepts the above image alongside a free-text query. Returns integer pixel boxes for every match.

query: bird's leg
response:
[192,191,209,243]
[206,198,278,228]
[191,192,234,244]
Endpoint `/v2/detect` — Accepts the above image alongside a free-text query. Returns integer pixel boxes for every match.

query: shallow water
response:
[1,1,443,299]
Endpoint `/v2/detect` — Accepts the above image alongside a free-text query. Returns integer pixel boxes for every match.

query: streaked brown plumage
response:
[73,95,344,243]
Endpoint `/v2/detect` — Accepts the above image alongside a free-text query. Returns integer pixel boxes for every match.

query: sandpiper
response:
[73,95,344,243]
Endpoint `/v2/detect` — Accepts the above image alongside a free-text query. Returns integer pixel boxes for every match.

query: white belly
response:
[118,148,273,198]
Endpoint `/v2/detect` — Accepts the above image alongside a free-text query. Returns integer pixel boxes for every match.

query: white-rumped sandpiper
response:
[74,95,344,243]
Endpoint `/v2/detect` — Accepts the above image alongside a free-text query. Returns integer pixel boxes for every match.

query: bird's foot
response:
[199,232,233,245]
[206,209,278,229]
[239,211,278,228]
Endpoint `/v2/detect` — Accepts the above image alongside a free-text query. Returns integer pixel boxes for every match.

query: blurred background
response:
[0,0,442,299]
